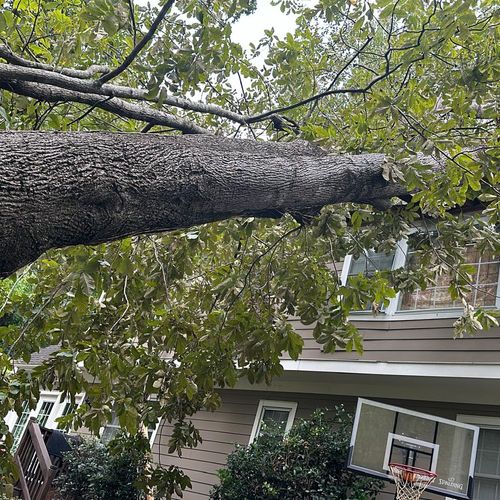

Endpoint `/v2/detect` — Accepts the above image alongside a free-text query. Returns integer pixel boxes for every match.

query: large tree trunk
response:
[0,132,406,277]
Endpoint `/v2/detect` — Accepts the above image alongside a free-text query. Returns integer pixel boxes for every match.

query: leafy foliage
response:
[0,0,498,494]
[211,407,383,499]
[53,435,148,500]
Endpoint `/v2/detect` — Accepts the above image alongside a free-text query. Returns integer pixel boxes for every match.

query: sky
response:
[231,2,298,50]
[136,0,299,52]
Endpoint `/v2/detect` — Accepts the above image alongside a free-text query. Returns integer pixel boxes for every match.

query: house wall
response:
[288,316,500,363]
[152,389,500,499]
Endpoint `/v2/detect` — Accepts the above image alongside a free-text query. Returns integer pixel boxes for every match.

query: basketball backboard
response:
[347,398,480,499]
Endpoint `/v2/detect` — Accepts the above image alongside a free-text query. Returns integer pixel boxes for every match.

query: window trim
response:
[249,399,297,444]
[7,392,84,435]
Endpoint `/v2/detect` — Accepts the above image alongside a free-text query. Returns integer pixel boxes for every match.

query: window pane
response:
[36,401,55,427]
[349,250,395,276]
[257,408,291,438]
[348,250,395,312]
[262,409,290,428]
[476,429,500,476]
[57,402,77,429]
[475,477,500,500]
[101,426,120,445]
[11,401,31,452]
[101,413,120,445]
[474,428,500,500]
[399,246,499,311]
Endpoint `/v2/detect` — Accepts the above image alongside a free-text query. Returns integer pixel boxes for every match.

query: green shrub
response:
[53,434,148,500]
[211,406,383,500]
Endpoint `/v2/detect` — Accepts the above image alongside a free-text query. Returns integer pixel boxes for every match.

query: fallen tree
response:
[0,0,497,494]
[0,132,405,277]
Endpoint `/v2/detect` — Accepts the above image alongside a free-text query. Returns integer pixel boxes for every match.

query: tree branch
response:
[0,62,248,124]
[0,45,110,79]
[97,0,175,84]
[0,132,408,277]
[0,79,208,134]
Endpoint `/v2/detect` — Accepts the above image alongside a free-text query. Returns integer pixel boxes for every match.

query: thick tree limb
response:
[0,62,248,124]
[0,79,208,134]
[0,132,407,277]
[0,45,110,79]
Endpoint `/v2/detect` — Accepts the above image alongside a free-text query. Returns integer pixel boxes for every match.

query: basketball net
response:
[389,463,437,500]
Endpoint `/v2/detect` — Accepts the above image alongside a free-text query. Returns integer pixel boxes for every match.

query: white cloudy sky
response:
[136,0,299,51]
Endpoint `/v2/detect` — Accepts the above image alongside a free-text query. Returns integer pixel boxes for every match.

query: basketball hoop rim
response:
[389,462,437,479]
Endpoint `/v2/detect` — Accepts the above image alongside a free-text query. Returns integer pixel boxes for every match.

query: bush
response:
[211,406,383,500]
[53,434,148,500]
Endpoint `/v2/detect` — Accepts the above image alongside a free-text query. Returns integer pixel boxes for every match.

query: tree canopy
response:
[0,0,498,494]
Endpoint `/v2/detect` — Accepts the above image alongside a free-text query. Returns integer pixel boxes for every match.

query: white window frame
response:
[101,412,160,446]
[446,415,500,500]
[341,241,408,317]
[341,237,500,320]
[6,392,84,433]
[249,399,297,444]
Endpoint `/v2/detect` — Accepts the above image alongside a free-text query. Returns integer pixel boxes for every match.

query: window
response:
[11,401,31,451]
[249,400,297,443]
[57,401,78,429]
[101,413,120,445]
[36,401,55,427]
[400,247,500,311]
[344,249,397,312]
[11,397,57,451]
[342,240,500,317]
[101,413,159,445]
[456,416,500,500]
[8,393,84,451]
[348,250,396,277]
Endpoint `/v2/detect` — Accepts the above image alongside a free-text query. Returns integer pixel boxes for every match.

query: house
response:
[5,241,500,499]
[150,243,500,499]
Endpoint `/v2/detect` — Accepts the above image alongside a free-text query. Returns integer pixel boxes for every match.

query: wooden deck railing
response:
[13,418,58,500]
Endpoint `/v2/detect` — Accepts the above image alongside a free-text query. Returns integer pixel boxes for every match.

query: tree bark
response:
[0,132,406,277]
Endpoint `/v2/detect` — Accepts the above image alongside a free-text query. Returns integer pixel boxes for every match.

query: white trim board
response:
[280,359,500,379]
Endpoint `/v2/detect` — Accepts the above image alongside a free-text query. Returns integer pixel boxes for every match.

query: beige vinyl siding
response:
[288,317,500,363]
[152,389,500,499]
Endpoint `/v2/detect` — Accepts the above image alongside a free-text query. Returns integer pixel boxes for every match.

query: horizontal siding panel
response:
[153,439,238,458]
[153,456,221,476]
[299,328,500,340]
[288,317,500,362]
[297,350,500,362]
[188,410,255,425]
[157,427,249,445]
[300,337,500,351]
[177,488,212,500]
[168,448,232,466]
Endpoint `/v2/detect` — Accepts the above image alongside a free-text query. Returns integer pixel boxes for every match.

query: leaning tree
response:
[0,0,498,494]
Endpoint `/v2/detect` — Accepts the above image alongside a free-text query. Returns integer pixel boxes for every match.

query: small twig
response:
[67,96,114,127]
[0,264,33,316]
[127,0,138,45]
[141,122,155,133]
[21,0,42,55]
[109,275,130,333]
[98,0,175,84]
[149,237,170,304]
[304,36,373,123]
